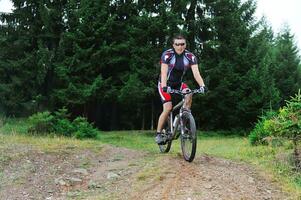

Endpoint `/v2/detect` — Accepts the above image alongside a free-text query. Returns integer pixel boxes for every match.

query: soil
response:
[0,142,294,200]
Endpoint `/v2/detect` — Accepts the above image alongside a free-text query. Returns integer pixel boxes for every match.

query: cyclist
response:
[155,34,206,144]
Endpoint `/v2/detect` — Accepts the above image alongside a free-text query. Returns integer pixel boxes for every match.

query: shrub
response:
[249,90,301,169]
[249,110,277,145]
[52,108,74,137]
[28,108,99,139]
[271,94,301,140]
[53,118,75,137]
[72,117,99,139]
[28,111,54,134]
[271,91,301,170]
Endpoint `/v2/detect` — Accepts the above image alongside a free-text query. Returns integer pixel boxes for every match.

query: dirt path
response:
[0,143,293,200]
[130,155,289,200]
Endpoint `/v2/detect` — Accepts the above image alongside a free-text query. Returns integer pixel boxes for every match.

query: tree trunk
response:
[110,103,118,130]
[141,107,145,130]
[151,100,154,130]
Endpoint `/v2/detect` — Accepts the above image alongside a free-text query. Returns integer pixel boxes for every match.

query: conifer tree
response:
[273,26,301,104]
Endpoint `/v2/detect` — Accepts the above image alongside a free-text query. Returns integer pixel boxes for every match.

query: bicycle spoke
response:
[181,113,197,162]
[158,117,172,153]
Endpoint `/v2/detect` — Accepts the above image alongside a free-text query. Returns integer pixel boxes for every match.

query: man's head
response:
[172,34,186,55]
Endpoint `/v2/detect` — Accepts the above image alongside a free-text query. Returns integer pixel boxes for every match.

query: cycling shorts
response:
[158,82,189,104]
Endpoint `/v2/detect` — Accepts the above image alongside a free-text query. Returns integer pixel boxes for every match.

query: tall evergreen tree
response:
[0,1,42,116]
[199,0,259,129]
[273,26,301,104]
[0,0,66,115]
[237,19,281,126]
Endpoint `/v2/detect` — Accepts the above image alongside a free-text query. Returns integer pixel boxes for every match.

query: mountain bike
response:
[158,88,203,162]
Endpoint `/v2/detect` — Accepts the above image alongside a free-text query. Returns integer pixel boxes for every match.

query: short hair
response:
[172,34,186,44]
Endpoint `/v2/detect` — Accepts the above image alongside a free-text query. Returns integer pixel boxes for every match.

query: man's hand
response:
[199,85,207,94]
[162,86,172,93]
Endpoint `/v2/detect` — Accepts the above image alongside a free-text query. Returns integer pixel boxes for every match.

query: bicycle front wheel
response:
[180,112,197,162]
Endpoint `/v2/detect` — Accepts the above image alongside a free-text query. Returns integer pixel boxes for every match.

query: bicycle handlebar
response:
[168,89,204,95]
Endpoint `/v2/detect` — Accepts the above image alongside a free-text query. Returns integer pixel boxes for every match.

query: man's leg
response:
[156,81,173,144]
[181,83,192,110]
[155,102,172,144]
[183,94,192,110]
[156,102,172,133]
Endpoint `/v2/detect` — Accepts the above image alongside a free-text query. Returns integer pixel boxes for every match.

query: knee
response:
[186,94,192,102]
[163,105,172,113]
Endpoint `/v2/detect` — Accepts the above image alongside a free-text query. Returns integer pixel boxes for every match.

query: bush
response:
[271,94,301,139]
[72,117,99,139]
[249,90,301,169]
[249,111,277,145]
[28,108,99,139]
[28,111,54,134]
[52,108,74,137]
[54,118,75,137]
[249,90,301,145]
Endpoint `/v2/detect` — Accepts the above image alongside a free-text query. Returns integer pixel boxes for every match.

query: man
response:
[155,34,206,144]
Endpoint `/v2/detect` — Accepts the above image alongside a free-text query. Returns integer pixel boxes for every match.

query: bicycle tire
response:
[158,117,172,153]
[180,112,197,162]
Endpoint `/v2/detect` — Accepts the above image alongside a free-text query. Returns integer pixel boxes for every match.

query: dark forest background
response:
[0,0,300,131]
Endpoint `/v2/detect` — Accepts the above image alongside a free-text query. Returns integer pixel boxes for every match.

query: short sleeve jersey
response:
[160,49,198,87]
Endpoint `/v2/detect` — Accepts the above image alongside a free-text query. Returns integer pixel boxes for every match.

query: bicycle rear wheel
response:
[180,112,197,162]
[158,117,172,153]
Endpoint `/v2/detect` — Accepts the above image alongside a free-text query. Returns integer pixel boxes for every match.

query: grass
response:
[1,118,301,198]
[0,117,30,135]
[97,131,159,152]
[0,132,103,154]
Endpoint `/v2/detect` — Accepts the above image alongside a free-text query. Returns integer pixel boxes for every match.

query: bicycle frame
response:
[168,88,200,140]
[168,98,184,139]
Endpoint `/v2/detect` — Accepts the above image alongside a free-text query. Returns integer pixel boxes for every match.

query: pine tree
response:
[273,25,301,104]
[198,0,259,129]
[0,0,66,115]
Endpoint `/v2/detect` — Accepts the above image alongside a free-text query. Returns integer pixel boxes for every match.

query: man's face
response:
[173,39,186,55]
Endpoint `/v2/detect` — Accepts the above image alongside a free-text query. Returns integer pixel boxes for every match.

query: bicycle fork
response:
[168,112,180,140]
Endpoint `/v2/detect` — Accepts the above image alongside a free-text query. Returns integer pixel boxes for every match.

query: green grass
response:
[97,131,159,152]
[0,118,30,135]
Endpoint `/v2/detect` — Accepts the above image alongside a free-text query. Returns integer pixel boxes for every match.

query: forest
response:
[1,0,300,131]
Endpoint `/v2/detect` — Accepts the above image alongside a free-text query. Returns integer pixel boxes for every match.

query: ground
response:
[0,141,293,200]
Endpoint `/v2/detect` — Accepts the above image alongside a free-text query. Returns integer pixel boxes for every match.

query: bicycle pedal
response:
[181,134,191,139]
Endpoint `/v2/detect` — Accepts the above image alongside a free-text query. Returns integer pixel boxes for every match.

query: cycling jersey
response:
[158,48,198,103]
[159,48,198,87]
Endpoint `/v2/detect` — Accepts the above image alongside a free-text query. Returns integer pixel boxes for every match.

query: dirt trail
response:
[131,155,289,200]
[0,143,293,200]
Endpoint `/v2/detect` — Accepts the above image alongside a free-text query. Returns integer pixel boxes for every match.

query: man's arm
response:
[161,63,168,87]
[191,64,205,87]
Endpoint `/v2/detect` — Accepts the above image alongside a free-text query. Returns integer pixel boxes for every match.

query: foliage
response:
[0,0,301,130]
[273,26,301,105]
[249,111,278,145]
[261,91,301,140]
[27,109,99,139]
[72,117,99,139]
[249,90,301,171]
[250,91,301,144]
[52,107,74,136]
[28,111,54,134]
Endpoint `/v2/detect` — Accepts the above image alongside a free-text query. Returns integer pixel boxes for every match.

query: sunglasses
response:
[174,43,186,46]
